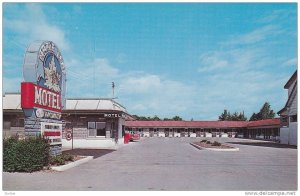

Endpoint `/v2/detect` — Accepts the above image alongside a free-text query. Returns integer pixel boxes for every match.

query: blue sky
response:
[3,3,297,120]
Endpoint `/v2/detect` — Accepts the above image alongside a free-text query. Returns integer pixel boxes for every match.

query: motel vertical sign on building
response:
[21,41,66,156]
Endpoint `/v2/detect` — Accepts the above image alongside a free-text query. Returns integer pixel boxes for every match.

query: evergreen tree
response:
[132,115,183,121]
[249,102,276,121]
[219,109,229,120]
[172,116,183,121]
[219,109,247,121]
[238,111,247,121]
[152,115,161,121]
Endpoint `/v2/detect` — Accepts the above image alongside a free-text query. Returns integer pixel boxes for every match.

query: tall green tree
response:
[219,109,230,120]
[132,115,183,121]
[219,109,247,121]
[152,115,161,121]
[249,102,275,121]
[172,116,183,121]
[238,111,247,121]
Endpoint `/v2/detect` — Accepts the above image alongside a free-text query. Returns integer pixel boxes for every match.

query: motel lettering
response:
[34,86,61,110]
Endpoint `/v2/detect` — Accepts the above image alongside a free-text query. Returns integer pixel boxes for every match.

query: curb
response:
[51,156,94,171]
[190,143,239,152]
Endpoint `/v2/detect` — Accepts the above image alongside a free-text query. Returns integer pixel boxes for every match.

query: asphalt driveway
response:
[2,137,297,191]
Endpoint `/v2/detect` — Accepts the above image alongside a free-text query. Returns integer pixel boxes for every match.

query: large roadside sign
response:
[21,41,66,156]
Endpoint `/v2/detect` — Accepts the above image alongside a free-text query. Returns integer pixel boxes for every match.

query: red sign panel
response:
[44,131,61,137]
[21,82,62,113]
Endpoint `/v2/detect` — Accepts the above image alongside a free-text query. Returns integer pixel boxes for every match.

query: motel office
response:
[3,93,131,149]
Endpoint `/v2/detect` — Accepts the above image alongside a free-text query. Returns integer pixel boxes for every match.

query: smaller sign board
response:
[41,122,62,146]
[65,129,72,141]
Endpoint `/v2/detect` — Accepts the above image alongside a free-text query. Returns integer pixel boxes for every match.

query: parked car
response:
[130,132,140,141]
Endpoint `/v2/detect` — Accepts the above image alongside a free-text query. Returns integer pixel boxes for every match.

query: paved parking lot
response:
[2,137,297,191]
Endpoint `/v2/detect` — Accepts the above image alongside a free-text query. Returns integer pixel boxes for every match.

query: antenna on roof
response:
[112,82,115,98]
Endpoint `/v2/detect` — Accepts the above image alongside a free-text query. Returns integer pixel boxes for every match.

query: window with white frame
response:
[88,122,96,137]
[88,122,106,137]
[96,122,106,136]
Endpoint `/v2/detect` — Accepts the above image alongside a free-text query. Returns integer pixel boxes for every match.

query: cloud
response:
[198,47,267,74]
[259,9,296,24]
[4,4,69,50]
[223,25,280,46]
[198,52,229,73]
[92,58,120,77]
[65,57,121,98]
[196,21,295,119]
[119,75,161,94]
[118,73,197,117]
[65,56,200,118]
[282,58,297,67]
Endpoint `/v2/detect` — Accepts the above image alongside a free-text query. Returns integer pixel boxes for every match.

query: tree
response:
[172,116,183,121]
[219,109,230,121]
[250,102,275,121]
[219,109,247,121]
[249,112,260,121]
[132,115,139,120]
[260,102,275,119]
[133,115,182,121]
[238,111,247,121]
[152,115,161,121]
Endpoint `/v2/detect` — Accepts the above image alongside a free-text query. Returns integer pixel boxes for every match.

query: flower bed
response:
[191,140,239,151]
[193,140,234,149]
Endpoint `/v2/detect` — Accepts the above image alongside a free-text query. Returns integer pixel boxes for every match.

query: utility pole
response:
[112,82,115,98]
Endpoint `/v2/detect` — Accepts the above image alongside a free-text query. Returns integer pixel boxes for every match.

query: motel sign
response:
[21,40,66,156]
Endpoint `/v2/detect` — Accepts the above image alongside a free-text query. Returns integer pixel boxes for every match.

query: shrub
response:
[63,153,74,162]
[3,137,50,173]
[206,141,211,144]
[49,154,75,166]
[212,141,222,146]
[49,155,66,166]
[201,139,207,143]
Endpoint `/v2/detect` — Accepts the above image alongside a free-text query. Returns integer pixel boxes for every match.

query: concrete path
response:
[2,137,297,191]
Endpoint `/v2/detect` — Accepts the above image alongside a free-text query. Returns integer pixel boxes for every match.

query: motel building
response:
[124,119,280,140]
[3,93,282,148]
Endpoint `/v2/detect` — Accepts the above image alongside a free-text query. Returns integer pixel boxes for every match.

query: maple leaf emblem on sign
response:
[44,56,61,92]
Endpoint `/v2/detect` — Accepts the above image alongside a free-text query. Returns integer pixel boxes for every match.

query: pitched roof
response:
[3,93,127,112]
[277,81,297,115]
[247,118,280,127]
[277,107,287,115]
[125,118,280,129]
[125,120,247,128]
[284,70,297,89]
[66,98,127,112]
